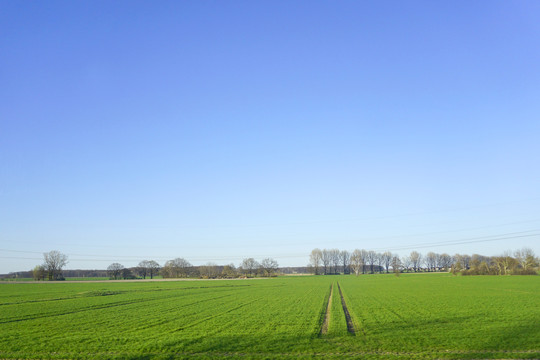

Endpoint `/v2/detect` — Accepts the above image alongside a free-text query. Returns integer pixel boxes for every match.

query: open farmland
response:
[0,274,539,359]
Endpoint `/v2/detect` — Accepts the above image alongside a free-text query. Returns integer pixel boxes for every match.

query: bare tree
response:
[309,249,323,275]
[107,263,124,280]
[199,262,219,278]
[43,250,68,280]
[137,261,149,279]
[366,250,376,274]
[461,254,471,270]
[321,249,331,275]
[240,258,259,277]
[382,251,392,273]
[402,255,412,272]
[360,249,368,274]
[137,260,160,279]
[260,258,279,277]
[514,248,537,270]
[453,253,472,272]
[162,258,192,278]
[409,251,422,272]
[425,252,438,272]
[391,255,402,275]
[340,250,350,274]
[330,249,340,274]
[438,253,452,271]
[161,261,173,278]
[376,252,384,273]
[350,249,364,276]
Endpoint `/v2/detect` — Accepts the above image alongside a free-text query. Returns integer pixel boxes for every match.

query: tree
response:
[409,251,422,272]
[391,256,402,275]
[493,251,518,275]
[43,250,68,280]
[402,255,412,272]
[321,249,331,275]
[240,258,259,277]
[382,251,392,273]
[360,249,368,274]
[309,249,323,275]
[107,263,124,280]
[260,258,279,277]
[138,260,160,279]
[514,248,537,270]
[340,250,350,274]
[137,261,149,279]
[199,262,219,278]
[162,258,192,278]
[425,252,438,272]
[32,265,46,281]
[221,264,237,278]
[350,249,364,276]
[147,260,160,279]
[438,253,452,271]
[161,262,173,278]
[122,268,135,279]
[330,249,340,274]
[376,252,384,273]
[470,254,483,271]
[454,254,471,270]
[366,251,376,274]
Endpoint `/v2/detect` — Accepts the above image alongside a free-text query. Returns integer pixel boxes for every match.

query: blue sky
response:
[1,1,540,273]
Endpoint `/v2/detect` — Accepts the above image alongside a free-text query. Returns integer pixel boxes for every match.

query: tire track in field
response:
[336,282,356,336]
[319,283,333,336]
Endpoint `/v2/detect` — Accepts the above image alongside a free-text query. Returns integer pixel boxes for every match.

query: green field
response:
[1,274,539,359]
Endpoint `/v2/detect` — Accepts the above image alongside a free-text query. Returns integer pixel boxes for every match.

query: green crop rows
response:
[0,274,539,359]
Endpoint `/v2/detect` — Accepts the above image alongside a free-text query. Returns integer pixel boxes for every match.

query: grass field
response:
[0,274,538,359]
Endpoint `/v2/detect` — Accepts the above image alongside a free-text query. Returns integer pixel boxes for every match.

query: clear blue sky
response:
[1,1,540,273]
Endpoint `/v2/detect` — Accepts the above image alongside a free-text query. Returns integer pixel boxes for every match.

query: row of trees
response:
[308,248,538,276]
[452,249,538,275]
[30,248,538,281]
[162,257,279,279]
[107,257,280,280]
[32,251,280,281]
[308,248,409,275]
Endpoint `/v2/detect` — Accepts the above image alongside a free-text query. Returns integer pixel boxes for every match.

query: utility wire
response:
[1,231,539,264]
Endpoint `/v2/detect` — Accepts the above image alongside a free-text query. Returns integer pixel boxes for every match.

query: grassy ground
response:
[0,274,538,359]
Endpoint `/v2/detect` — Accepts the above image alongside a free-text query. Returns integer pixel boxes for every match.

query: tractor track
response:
[336,282,357,336]
[319,283,333,335]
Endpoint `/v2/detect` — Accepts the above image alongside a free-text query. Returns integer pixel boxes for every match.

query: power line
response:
[371,232,540,252]
[369,229,539,250]
[1,231,538,264]
[2,218,540,253]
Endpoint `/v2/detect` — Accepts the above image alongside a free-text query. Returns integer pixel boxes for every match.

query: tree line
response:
[308,248,539,276]
[31,251,279,280]
[113,257,279,279]
[25,247,540,281]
